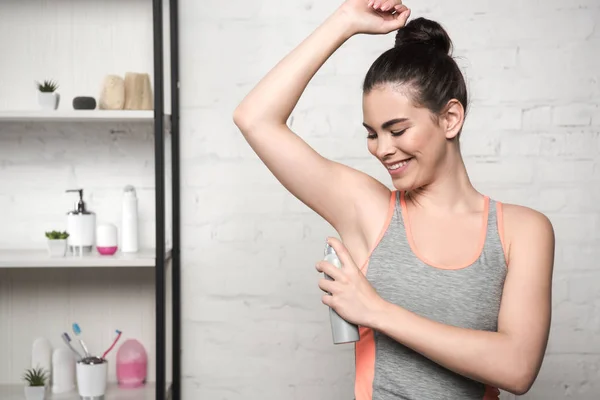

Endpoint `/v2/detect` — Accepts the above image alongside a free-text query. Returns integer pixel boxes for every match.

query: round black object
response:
[73,96,97,110]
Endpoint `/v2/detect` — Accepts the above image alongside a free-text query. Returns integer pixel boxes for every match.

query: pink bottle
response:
[116,339,147,388]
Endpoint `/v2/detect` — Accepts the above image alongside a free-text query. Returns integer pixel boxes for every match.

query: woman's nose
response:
[376,134,397,160]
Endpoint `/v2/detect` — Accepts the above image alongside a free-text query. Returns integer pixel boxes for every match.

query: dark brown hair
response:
[363,17,468,133]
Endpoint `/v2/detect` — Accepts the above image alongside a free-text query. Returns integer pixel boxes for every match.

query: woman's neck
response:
[406,147,483,214]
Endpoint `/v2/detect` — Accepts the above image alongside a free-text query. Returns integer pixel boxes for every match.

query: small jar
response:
[96,223,118,255]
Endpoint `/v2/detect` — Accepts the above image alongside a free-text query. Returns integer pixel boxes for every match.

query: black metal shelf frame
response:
[153,0,180,399]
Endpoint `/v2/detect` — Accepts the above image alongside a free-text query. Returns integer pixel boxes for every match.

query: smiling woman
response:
[361,17,469,193]
[233,1,555,399]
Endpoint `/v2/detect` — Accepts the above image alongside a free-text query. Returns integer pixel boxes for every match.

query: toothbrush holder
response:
[76,357,107,400]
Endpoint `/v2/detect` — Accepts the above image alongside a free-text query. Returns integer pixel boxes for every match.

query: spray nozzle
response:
[324,242,337,257]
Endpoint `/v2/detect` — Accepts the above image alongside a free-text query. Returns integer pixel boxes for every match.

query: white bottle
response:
[31,337,53,381]
[52,348,75,394]
[121,185,139,253]
[66,189,96,255]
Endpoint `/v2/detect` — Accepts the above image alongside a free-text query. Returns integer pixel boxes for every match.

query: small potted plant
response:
[23,366,48,400]
[45,230,69,257]
[35,79,60,110]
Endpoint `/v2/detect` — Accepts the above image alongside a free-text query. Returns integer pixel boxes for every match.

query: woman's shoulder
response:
[501,203,553,234]
[500,202,555,265]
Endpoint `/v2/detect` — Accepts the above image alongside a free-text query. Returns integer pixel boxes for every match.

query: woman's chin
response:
[391,174,424,192]
[391,178,412,192]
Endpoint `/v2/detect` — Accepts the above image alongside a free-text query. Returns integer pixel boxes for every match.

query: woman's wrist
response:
[366,297,394,331]
[328,6,361,42]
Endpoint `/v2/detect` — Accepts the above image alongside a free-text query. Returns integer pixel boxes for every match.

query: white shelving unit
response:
[0,0,180,399]
[0,110,156,122]
[0,383,156,400]
[0,248,172,268]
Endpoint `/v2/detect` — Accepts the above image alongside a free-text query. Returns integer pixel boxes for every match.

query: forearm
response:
[233,9,355,129]
[372,301,534,395]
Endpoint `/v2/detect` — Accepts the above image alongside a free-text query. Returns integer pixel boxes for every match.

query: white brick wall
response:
[180,1,600,400]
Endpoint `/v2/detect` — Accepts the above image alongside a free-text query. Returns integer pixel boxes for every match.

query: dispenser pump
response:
[66,189,88,214]
[65,188,96,255]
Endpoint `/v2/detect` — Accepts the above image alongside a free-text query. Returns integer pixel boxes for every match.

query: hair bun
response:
[394,17,452,55]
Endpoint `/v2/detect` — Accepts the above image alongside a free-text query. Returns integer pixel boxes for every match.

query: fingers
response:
[321,293,334,307]
[380,0,398,12]
[381,5,410,31]
[396,6,411,23]
[326,237,355,271]
[316,260,345,281]
[394,5,409,14]
[368,0,401,13]
[318,277,336,295]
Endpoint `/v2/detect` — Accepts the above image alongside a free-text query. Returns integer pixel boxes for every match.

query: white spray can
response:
[323,242,360,344]
[121,185,139,253]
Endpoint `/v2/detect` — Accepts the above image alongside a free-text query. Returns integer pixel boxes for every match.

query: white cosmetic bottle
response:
[121,185,139,253]
[52,348,75,394]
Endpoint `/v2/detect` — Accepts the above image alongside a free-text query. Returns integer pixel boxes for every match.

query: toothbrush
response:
[72,323,90,358]
[61,332,84,360]
[102,330,122,359]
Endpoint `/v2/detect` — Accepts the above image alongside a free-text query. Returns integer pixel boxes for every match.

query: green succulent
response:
[22,366,47,387]
[45,230,69,240]
[36,79,59,93]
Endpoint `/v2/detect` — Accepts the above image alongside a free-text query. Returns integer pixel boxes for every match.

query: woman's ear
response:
[441,99,464,140]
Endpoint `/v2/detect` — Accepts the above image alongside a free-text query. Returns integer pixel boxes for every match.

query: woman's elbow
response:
[507,378,533,396]
[232,106,272,136]
[504,364,539,395]
[232,106,252,133]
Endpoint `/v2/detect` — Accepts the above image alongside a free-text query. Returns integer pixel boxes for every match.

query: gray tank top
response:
[354,191,507,400]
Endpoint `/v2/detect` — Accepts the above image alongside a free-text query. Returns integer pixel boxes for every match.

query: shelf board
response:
[0,383,156,400]
[0,110,161,122]
[0,248,172,268]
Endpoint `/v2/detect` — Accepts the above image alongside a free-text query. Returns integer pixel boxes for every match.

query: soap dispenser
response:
[66,189,96,255]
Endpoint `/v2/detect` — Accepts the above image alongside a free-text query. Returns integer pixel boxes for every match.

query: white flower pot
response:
[24,386,46,400]
[47,239,67,257]
[38,92,60,110]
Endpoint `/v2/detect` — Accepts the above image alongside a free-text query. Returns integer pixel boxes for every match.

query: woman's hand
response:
[316,237,387,328]
[337,0,411,36]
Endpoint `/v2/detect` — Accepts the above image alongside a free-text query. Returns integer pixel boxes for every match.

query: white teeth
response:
[387,160,409,170]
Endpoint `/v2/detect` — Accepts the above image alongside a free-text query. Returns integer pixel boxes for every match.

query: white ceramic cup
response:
[76,359,107,399]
